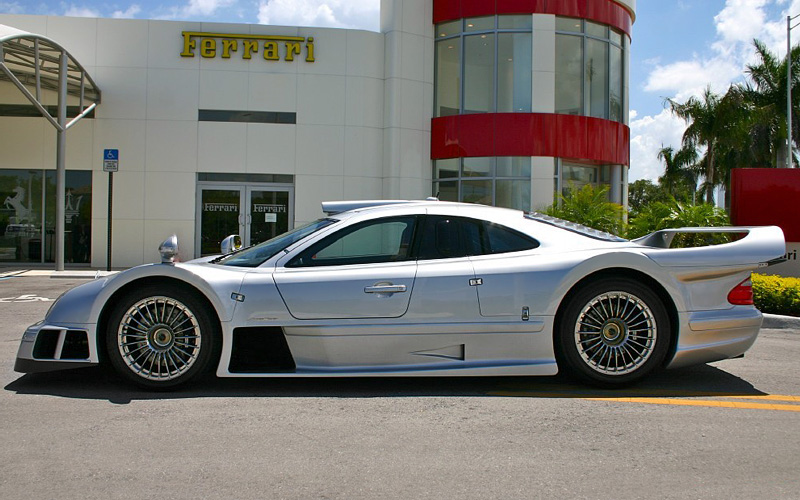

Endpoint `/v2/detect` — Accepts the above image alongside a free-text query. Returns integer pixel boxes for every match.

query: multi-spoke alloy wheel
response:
[118,296,201,381]
[558,277,670,387]
[106,285,218,389]
[575,292,656,375]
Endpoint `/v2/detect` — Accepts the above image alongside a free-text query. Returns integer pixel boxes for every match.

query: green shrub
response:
[544,184,625,236]
[752,273,800,317]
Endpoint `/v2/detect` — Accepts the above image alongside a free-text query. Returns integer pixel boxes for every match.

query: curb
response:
[762,313,800,330]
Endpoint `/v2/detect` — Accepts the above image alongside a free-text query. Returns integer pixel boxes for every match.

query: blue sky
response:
[2,0,800,181]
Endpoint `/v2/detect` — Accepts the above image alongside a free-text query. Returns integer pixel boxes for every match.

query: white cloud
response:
[63,4,100,17]
[631,0,800,181]
[256,0,379,31]
[183,0,236,17]
[112,4,141,18]
[0,1,24,14]
[629,109,688,182]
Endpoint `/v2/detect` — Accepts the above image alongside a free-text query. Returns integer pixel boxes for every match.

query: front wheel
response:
[557,277,671,387]
[105,285,219,390]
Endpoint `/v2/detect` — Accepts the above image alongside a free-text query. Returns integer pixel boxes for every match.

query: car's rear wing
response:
[321,198,439,215]
[633,226,786,268]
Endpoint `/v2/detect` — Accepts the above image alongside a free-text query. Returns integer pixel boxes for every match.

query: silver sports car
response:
[15,200,786,389]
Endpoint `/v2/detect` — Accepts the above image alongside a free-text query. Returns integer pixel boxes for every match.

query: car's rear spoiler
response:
[633,226,786,268]
[321,198,439,215]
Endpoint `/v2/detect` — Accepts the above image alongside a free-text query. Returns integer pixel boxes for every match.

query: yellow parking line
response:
[488,391,800,412]
[726,394,800,403]
[584,397,800,413]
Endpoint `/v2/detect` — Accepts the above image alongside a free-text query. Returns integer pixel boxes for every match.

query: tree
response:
[667,87,747,204]
[627,179,667,213]
[737,39,800,168]
[656,145,698,201]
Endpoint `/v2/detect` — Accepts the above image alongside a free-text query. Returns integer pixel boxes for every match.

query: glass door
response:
[247,188,291,247]
[198,187,243,256]
[196,184,293,257]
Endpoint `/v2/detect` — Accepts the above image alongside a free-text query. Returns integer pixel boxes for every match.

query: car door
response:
[460,217,542,317]
[273,215,419,319]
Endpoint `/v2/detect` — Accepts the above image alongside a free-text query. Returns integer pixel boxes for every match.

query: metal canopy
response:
[0,24,101,270]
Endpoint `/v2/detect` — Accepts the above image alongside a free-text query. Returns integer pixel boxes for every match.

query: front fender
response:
[47,263,251,326]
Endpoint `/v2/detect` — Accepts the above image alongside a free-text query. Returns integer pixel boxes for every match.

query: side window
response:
[417,216,467,260]
[462,217,539,255]
[288,216,417,267]
[483,222,539,254]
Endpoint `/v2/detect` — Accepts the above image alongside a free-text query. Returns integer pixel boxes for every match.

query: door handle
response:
[364,284,407,294]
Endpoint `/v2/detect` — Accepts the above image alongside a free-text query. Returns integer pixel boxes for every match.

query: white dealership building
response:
[0,0,635,268]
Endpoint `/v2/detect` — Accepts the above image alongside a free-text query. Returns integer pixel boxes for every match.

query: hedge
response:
[752,273,800,317]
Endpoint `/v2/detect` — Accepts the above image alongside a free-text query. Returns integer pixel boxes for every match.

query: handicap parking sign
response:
[103,149,119,172]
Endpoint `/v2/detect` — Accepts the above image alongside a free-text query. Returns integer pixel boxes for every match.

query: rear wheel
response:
[557,277,671,387]
[105,285,219,389]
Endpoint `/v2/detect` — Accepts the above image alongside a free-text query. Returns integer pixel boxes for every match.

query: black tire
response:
[556,277,671,388]
[105,284,219,390]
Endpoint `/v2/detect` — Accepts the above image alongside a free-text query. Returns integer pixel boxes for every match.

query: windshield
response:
[217,218,337,267]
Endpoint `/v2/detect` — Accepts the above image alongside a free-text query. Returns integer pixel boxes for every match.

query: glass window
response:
[496,157,531,177]
[586,21,608,39]
[498,33,532,113]
[462,218,539,255]
[0,169,91,264]
[555,34,583,115]
[461,179,493,205]
[435,180,458,202]
[434,15,533,118]
[499,15,532,30]
[222,219,335,268]
[562,164,598,196]
[289,216,417,267]
[437,20,460,38]
[496,179,531,211]
[556,17,582,33]
[435,39,461,117]
[465,16,494,32]
[417,216,466,260]
[464,34,495,114]
[435,158,459,179]
[609,28,623,46]
[462,157,493,177]
[433,157,531,210]
[610,45,623,122]
[554,17,626,123]
[586,38,609,119]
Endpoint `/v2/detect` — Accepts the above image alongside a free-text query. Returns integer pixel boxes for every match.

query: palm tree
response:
[656,145,698,201]
[739,40,800,167]
[667,87,746,204]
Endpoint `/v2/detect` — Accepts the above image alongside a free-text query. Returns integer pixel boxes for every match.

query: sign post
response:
[103,149,119,271]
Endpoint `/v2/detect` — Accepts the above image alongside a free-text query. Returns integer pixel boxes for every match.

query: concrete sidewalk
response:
[0,269,118,279]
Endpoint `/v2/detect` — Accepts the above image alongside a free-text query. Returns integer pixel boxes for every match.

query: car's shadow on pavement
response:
[4,362,766,405]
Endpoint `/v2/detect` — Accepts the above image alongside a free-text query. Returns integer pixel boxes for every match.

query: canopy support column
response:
[55,51,68,271]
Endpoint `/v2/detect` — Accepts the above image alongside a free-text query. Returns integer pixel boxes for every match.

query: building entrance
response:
[196,183,293,257]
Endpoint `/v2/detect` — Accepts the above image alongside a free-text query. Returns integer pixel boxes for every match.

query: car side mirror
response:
[221,234,242,255]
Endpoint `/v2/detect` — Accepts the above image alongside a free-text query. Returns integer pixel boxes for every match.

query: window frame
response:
[434,15,533,117]
[554,17,626,122]
[286,215,421,268]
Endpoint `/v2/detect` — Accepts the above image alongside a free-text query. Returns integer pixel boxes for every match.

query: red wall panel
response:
[431,113,630,166]
[433,0,633,36]
[731,168,800,242]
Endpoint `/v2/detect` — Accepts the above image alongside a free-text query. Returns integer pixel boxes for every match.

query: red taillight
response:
[728,278,754,305]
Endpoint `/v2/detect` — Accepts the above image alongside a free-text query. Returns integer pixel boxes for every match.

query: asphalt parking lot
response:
[1,273,799,499]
